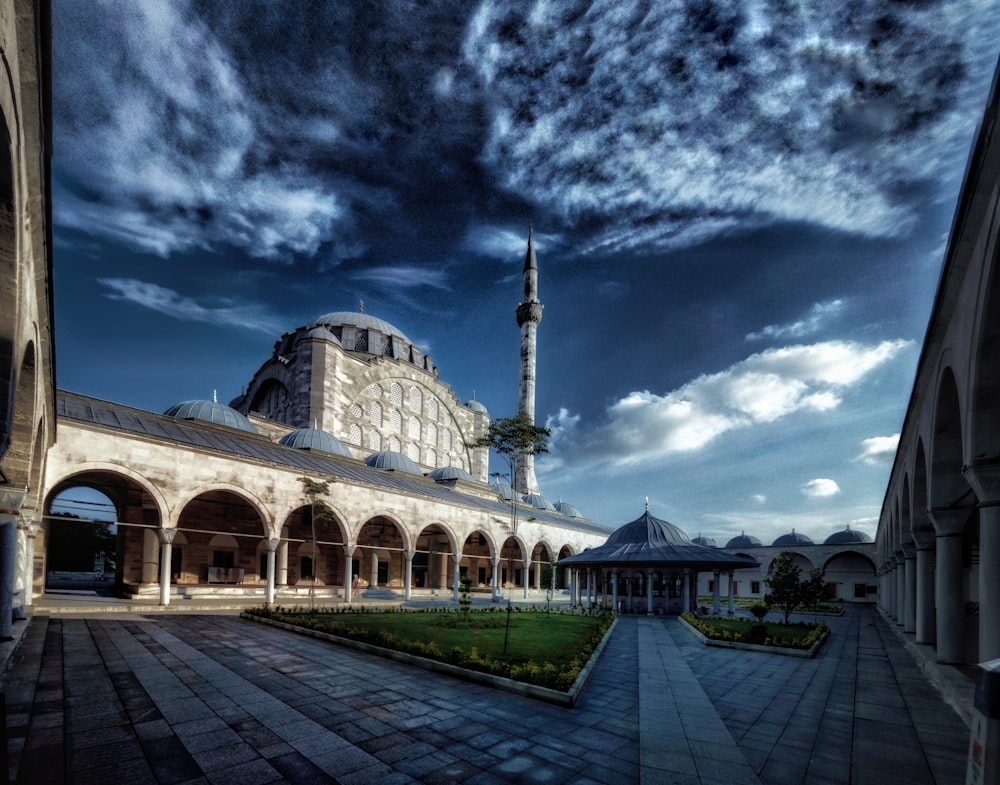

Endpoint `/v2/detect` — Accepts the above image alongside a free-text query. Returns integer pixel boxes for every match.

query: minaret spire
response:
[515,227,543,496]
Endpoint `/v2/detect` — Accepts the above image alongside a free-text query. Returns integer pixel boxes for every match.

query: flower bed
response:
[680,612,828,657]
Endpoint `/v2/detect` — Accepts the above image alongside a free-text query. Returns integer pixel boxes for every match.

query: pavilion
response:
[558,503,759,615]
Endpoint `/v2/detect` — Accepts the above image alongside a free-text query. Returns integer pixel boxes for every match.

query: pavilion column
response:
[682,569,691,613]
[158,528,177,607]
[265,537,279,606]
[491,557,501,601]
[343,545,356,603]
[404,549,414,601]
[453,556,462,603]
[712,569,721,615]
[903,547,916,633]
[627,572,634,610]
[522,556,530,599]
[727,570,735,615]
[914,534,936,645]
[587,569,594,609]
[612,569,619,613]
[278,532,289,586]
[964,460,1000,662]
[646,569,654,615]
[929,508,968,664]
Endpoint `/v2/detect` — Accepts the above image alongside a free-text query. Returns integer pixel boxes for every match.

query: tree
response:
[764,552,803,624]
[801,568,826,611]
[299,477,335,610]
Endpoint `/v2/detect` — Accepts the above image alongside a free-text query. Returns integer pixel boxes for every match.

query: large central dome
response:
[312,311,412,345]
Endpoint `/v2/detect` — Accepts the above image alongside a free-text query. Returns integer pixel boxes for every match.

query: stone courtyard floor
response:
[1,605,970,784]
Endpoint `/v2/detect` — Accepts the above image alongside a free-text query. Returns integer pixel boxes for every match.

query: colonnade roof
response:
[558,509,759,570]
[56,391,614,537]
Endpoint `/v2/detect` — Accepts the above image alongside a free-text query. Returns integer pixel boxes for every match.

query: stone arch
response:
[459,529,496,590]
[4,340,36,487]
[175,489,270,585]
[969,211,1000,462]
[355,514,407,590]
[930,367,969,510]
[0,102,16,468]
[281,503,348,588]
[172,483,272,532]
[248,378,292,424]
[767,551,814,573]
[414,523,458,591]
[822,551,876,602]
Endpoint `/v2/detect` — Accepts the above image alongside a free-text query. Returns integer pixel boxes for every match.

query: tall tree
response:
[764,551,803,624]
[298,477,334,609]
[472,412,551,493]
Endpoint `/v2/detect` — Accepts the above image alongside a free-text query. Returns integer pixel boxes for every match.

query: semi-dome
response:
[427,465,474,482]
[725,531,762,548]
[364,450,422,475]
[555,500,583,518]
[523,492,556,511]
[772,529,814,547]
[278,427,352,457]
[312,311,411,344]
[164,399,258,433]
[824,525,873,545]
[692,534,717,548]
[299,325,339,344]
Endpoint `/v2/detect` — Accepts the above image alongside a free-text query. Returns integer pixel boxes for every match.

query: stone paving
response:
[1,605,971,784]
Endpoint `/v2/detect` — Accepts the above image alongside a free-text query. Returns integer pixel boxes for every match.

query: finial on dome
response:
[213,389,218,403]
[359,299,364,314]
[645,496,649,512]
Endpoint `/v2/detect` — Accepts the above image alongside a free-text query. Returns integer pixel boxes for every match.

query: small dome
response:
[692,534,717,548]
[312,311,411,344]
[427,465,474,482]
[364,450,422,475]
[725,531,762,548]
[165,399,258,433]
[491,477,515,501]
[555,500,583,518]
[772,529,814,547]
[824,525,873,545]
[523,492,556,511]
[278,428,352,457]
[299,326,340,344]
[465,398,489,415]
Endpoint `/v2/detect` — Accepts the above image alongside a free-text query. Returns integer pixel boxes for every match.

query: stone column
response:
[913,533,936,644]
[491,557,500,602]
[0,510,19,640]
[522,557,530,599]
[23,520,39,608]
[13,516,31,620]
[929,508,968,664]
[903,547,916,633]
[159,528,177,607]
[727,570,736,616]
[534,559,542,591]
[682,569,691,614]
[278,534,289,586]
[895,551,906,625]
[344,545,356,603]
[141,528,159,584]
[404,550,414,601]
[439,552,449,590]
[265,538,279,605]
[712,569,721,615]
[611,569,619,612]
[370,552,379,588]
[453,556,462,603]
[964,461,1000,662]
[646,569,654,615]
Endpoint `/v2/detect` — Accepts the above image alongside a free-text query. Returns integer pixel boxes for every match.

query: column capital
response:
[344,544,357,557]
[927,507,971,537]
[266,537,280,552]
[963,459,1000,506]
[158,527,178,545]
[910,528,936,550]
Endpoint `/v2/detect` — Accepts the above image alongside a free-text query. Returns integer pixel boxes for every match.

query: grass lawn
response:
[683,613,827,650]
[248,607,614,691]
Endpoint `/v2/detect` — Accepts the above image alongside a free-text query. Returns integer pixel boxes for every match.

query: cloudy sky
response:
[51,0,1000,544]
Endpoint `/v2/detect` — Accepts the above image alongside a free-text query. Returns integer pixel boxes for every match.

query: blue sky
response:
[50,1,1000,544]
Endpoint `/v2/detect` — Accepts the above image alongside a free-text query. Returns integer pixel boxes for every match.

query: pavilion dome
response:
[523,492,556,511]
[605,508,692,547]
[164,399,257,433]
[692,534,717,548]
[364,450,422,475]
[824,525,873,545]
[465,398,489,415]
[725,531,762,548]
[312,311,411,344]
[427,465,474,482]
[277,427,352,457]
[555,500,583,518]
[772,529,814,547]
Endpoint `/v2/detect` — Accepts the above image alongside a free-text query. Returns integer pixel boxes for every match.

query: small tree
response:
[801,568,826,611]
[764,551,803,624]
[458,574,473,615]
[299,477,335,610]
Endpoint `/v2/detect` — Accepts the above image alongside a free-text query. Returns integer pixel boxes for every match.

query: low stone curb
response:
[678,615,828,658]
[240,612,617,707]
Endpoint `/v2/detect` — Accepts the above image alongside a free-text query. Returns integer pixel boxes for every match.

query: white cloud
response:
[547,339,910,469]
[858,434,900,464]
[351,266,451,290]
[98,278,283,334]
[751,494,767,504]
[802,478,841,498]
[747,299,846,342]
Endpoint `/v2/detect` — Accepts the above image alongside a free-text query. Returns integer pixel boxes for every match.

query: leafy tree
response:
[801,568,826,611]
[764,551,803,624]
[472,412,551,490]
[299,477,335,609]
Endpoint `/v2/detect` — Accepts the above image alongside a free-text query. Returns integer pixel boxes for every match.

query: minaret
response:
[515,228,543,496]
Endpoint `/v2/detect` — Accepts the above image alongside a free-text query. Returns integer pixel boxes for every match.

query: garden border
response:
[678,615,829,658]
[240,612,617,707]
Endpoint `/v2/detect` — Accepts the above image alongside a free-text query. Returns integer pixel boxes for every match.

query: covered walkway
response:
[2,606,969,784]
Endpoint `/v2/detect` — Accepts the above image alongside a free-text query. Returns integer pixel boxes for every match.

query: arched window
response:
[349,424,362,446]
[428,398,439,422]
[370,401,383,428]
[389,436,401,452]
[368,430,382,451]
[427,448,437,467]
[408,416,420,440]
[389,410,401,434]
[443,428,452,452]
[409,386,422,412]
[390,383,403,406]
[349,403,363,418]
[407,442,420,461]
[427,422,438,448]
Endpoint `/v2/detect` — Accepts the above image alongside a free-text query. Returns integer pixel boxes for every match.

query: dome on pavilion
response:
[277,427,352,457]
[364,450,422,475]
[725,531,762,548]
[164,398,257,433]
[824,525,873,545]
[772,529,814,547]
[427,465,474,482]
[692,534,717,548]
